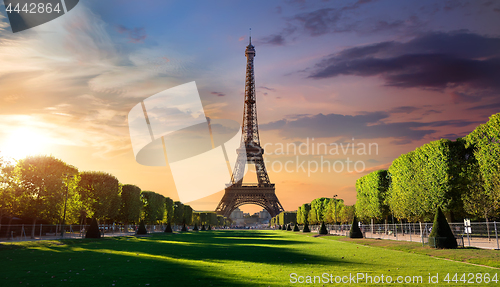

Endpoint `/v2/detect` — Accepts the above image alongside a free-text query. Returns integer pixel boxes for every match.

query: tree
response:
[340,205,356,224]
[0,162,19,236]
[78,171,121,222]
[309,198,330,224]
[302,223,310,233]
[297,203,311,225]
[173,201,184,225]
[119,184,142,226]
[349,215,363,238]
[183,205,193,225]
[86,217,101,238]
[387,139,469,222]
[325,198,344,224]
[319,222,328,235]
[137,219,148,235]
[14,156,78,238]
[165,197,174,224]
[465,113,500,215]
[278,211,297,225]
[355,170,390,222]
[141,191,165,224]
[428,207,457,249]
[293,223,299,232]
[461,162,498,239]
[164,222,172,233]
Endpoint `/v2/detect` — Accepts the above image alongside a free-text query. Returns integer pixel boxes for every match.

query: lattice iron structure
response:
[215,37,284,218]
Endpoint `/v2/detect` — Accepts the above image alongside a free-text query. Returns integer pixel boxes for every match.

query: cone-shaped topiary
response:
[319,222,328,235]
[164,223,172,233]
[193,223,199,231]
[278,225,282,230]
[302,223,310,233]
[349,215,363,238]
[286,224,292,231]
[429,207,457,249]
[181,224,187,232]
[85,218,101,238]
[201,224,206,231]
[136,220,147,235]
[207,225,212,231]
[293,224,299,232]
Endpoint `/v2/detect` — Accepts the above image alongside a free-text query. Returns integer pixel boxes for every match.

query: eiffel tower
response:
[215,36,284,218]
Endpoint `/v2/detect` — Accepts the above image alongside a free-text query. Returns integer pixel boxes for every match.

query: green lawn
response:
[1,230,499,286]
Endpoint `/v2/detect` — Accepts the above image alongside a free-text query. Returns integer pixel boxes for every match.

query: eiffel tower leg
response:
[231,151,247,185]
[253,156,271,186]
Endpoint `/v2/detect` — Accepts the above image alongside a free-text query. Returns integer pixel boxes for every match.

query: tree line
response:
[355,113,500,225]
[270,197,355,226]
[0,154,229,237]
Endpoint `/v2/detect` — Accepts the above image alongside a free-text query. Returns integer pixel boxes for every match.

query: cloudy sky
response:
[1,0,499,213]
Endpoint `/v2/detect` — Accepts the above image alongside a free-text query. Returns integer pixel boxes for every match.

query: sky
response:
[1,0,499,214]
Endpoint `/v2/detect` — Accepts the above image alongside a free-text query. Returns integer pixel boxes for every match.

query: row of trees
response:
[270,197,356,226]
[192,212,229,226]
[355,113,500,224]
[0,154,228,237]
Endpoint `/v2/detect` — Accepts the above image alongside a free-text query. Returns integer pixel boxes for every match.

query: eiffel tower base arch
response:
[215,185,283,218]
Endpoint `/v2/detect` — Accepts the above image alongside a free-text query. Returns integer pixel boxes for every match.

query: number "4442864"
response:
[6,2,62,14]
[444,273,498,284]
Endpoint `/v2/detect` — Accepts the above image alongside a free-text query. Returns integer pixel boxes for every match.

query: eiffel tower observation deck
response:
[215,35,284,218]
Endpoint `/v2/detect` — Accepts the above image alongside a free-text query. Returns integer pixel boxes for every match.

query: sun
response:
[1,127,49,162]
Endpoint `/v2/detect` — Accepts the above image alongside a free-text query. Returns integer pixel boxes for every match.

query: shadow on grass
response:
[0,230,361,287]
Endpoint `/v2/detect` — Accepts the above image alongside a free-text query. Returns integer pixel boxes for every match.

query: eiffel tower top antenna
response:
[249,28,251,44]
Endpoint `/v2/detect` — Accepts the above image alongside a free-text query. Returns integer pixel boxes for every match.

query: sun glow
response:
[1,127,50,161]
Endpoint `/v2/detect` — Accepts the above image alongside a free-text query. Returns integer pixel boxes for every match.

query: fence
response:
[0,224,169,242]
[294,222,500,250]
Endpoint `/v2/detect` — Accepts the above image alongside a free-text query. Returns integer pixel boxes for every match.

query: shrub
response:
[303,223,310,233]
[207,225,212,231]
[319,222,328,235]
[286,224,292,231]
[164,223,172,233]
[136,220,147,235]
[85,218,101,238]
[429,207,458,249]
[193,223,199,231]
[201,224,206,231]
[293,224,299,232]
[181,224,187,232]
[349,215,363,238]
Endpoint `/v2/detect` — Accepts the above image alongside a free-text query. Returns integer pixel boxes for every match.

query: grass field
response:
[1,230,499,286]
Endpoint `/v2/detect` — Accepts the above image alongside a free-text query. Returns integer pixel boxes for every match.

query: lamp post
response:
[333,194,338,225]
[60,174,74,238]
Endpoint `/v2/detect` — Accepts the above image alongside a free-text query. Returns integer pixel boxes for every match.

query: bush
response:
[164,223,172,233]
[286,224,292,231]
[303,223,310,233]
[207,225,212,231]
[136,220,147,235]
[85,218,101,238]
[181,224,187,232]
[319,222,328,235]
[293,224,299,232]
[429,207,457,249]
[349,216,363,238]
[193,223,199,231]
[201,224,206,231]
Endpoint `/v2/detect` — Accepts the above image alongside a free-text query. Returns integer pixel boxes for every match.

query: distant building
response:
[230,207,244,219]
[259,210,271,220]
